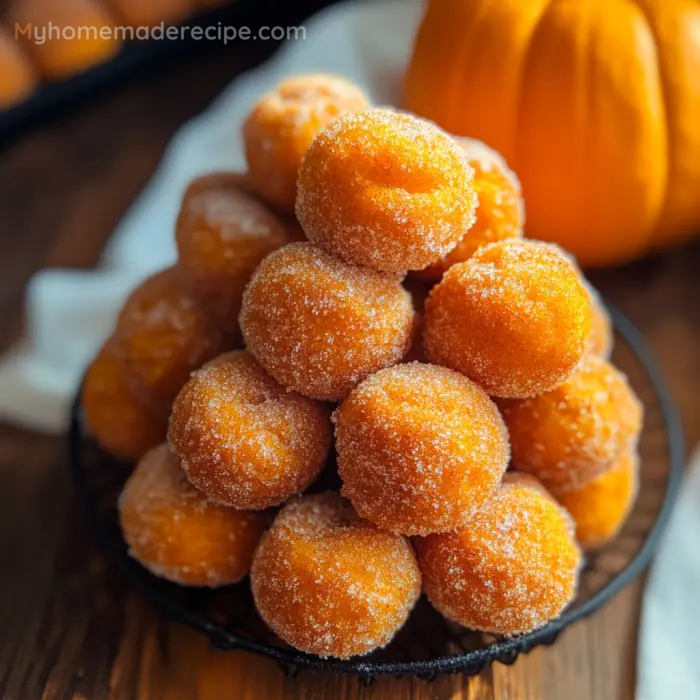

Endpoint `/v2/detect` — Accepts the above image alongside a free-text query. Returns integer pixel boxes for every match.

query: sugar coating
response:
[115,267,226,415]
[176,172,293,340]
[417,478,581,636]
[240,243,414,401]
[250,492,421,659]
[119,443,268,587]
[585,282,613,360]
[334,363,510,536]
[557,448,639,550]
[499,355,643,495]
[296,109,477,273]
[82,338,167,460]
[419,137,524,281]
[168,350,331,510]
[243,74,369,212]
[424,239,592,398]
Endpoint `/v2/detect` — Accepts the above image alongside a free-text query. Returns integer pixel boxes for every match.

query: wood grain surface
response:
[1,40,699,700]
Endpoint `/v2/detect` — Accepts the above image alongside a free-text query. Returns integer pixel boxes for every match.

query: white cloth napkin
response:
[0,1,696,697]
[637,447,700,700]
[0,0,424,432]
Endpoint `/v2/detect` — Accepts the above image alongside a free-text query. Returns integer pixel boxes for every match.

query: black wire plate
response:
[69,302,684,680]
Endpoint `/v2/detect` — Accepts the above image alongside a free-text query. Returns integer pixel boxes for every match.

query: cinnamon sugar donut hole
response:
[419,137,524,281]
[334,363,510,535]
[585,283,613,359]
[296,109,477,273]
[168,350,331,510]
[175,172,292,339]
[82,338,167,460]
[557,448,639,550]
[115,267,226,415]
[499,355,643,495]
[119,443,268,587]
[251,492,421,659]
[417,475,581,636]
[240,243,414,401]
[243,74,369,213]
[424,239,592,398]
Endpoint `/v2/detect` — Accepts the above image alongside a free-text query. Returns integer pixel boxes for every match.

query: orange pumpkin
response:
[405,0,700,267]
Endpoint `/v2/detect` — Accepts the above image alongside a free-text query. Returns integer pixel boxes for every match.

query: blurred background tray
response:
[0,0,337,143]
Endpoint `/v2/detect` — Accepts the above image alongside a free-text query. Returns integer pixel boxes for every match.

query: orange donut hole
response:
[499,355,643,495]
[296,109,477,273]
[240,243,414,401]
[417,475,581,636]
[419,137,524,281]
[557,448,639,550]
[586,283,613,359]
[82,338,167,460]
[334,363,510,535]
[0,27,38,109]
[115,267,226,415]
[10,0,120,80]
[251,492,421,659]
[243,74,369,213]
[424,239,592,398]
[175,172,292,340]
[119,444,268,587]
[168,350,331,510]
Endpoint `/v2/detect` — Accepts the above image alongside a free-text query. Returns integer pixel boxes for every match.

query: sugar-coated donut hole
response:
[499,355,643,495]
[419,137,524,281]
[243,74,369,213]
[334,363,510,535]
[240,242,414,401]
[115,267,226,415]
[585,283,613,359]
[251,492,421,659]
[424,239,592,398]
[556,448,639,550]
[416,476,581,636]
[296,109,478,273]
[119,443,268,587]
[175,172,293,341]
[168,350,331,510]
[82,338,167,460]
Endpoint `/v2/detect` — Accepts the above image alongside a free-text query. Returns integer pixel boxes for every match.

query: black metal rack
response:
[69,301,684,680]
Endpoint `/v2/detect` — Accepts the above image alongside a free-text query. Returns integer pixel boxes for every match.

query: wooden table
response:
[1,42,699,700]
